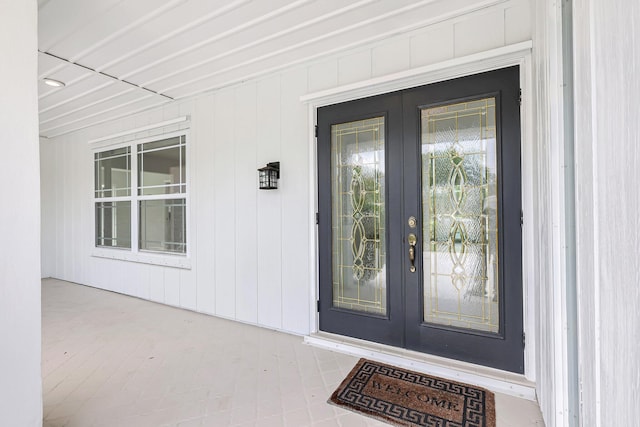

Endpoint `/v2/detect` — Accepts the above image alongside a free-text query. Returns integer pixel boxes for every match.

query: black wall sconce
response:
[258,162,280,190]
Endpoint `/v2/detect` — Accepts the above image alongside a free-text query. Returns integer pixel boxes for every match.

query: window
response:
[94,134,187,256]
[94,147,131,249]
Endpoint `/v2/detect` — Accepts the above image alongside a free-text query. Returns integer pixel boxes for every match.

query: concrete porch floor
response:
[42,279,544,426]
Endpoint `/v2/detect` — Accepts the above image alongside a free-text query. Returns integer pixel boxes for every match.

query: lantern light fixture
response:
[258,162,280,190]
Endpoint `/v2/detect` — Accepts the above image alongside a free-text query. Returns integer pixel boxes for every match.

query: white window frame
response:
[92,129,191,269]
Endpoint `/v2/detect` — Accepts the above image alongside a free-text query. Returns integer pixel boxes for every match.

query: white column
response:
[573,0,640,426]
[0,0,43,425]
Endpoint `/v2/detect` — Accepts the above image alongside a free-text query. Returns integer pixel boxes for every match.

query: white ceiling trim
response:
[119,0,312,81]
[92,0,250,73]
[87,116,189,145]
[139,0,377,88]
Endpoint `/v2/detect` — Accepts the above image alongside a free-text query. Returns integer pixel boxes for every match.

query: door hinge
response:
[315,125,318,138]
[518,88,522,105]
[522,332,526,349]
[315,212,319,225]
[317,300,320,312]
[520,210,524,227]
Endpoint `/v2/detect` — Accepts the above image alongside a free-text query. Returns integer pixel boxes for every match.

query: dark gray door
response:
[317,66,523,373]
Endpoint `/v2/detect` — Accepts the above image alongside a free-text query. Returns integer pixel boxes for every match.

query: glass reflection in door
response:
[331,117,386,315]
[421,98,499,333]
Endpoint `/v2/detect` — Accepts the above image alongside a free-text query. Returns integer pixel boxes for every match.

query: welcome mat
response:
[329,359,495,427]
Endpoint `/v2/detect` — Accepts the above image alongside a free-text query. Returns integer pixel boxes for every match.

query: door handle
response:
[408,233,417,273]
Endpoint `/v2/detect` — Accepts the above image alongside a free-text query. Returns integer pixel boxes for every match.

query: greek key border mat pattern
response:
[329,358,495,427]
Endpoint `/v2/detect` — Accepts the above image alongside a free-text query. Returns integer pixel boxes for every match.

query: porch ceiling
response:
[37,0,495,138]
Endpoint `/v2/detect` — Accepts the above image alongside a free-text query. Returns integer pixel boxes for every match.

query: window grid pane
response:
[138,198,186,254]
[95,201,131,248]
[138,137,186,196]
[94,147,131,198]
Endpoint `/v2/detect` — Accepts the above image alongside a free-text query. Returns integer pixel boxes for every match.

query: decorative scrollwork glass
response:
[421,98,500,333]
[331,117,386,315]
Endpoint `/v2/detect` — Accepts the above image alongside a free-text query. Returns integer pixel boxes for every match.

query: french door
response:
[317,66,523,373]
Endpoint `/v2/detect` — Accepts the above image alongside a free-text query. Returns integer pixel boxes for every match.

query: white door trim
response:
[302,40,536,384]
[301,41,532,106]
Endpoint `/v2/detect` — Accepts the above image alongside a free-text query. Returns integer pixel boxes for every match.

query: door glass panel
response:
[331,117,386,315]
[421,98,499,333]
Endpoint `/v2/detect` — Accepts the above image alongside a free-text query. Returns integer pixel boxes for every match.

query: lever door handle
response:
[408,233,417,273]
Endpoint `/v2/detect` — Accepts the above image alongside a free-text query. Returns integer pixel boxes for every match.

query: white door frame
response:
[301,40,536,386]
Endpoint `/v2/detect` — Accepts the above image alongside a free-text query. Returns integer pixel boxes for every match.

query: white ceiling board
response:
[38,70,95,101]
[45,0,185,63]
[78,0,249,72]
[128,0,380,87]
[37,52,96,96]
[40,90,150,128]
[38,0,124,52]
[38,81,60,100]
[40,96,169,137]
[39,86,136,124]
[37,0,510,138]
[38,63,94,95]
[39,74,120,112]
[102,0,311,80]
[37,51,63,77]
[160,0,473,97]
[39,80,68,101]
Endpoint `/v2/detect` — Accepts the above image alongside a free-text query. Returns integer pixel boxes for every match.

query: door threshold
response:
[305,332,536,401]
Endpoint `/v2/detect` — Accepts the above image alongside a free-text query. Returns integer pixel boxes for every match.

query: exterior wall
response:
[573,0,640,425]
[0,0,43,425]
[41,1,532,337]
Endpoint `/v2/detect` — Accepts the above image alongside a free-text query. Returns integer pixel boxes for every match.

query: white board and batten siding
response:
[40,0,533,350]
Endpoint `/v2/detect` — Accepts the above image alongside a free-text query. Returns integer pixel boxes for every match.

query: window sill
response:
[91,248,192,269]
